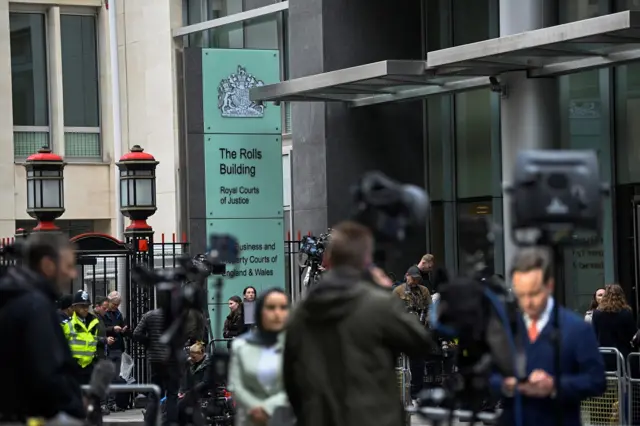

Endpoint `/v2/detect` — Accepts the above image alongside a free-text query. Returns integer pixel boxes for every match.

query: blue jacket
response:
[490,306,606,426]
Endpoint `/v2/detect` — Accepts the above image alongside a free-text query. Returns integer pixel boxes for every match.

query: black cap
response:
[72,290,91,306]
[58,294,73,310]
[406,265,422,279]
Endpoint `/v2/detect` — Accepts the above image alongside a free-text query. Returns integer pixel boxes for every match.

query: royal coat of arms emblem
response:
[217,65,266,118]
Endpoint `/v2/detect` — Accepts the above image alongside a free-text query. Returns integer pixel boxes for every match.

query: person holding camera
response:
[283,221,434,426]
[392,266,431,401]
[0,233,85,422]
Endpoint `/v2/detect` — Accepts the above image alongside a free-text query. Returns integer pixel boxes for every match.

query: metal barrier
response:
[627,352,640,425]
[581,347,627,425]
[397,354,412,425]
[81,384,161,425]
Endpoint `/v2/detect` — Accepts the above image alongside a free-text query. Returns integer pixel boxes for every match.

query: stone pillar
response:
[0,0,16,238]
[118,0,183,236]
[47,6,65,156]
[500,0,559,276]
[289,0,427,275]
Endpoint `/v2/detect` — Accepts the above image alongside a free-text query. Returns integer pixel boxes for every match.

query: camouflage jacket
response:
[392,283,432,312]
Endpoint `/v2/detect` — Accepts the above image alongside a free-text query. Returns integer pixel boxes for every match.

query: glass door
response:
[632,196,640,313]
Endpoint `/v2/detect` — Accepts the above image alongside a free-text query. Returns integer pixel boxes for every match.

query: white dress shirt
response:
[523,297,554,336]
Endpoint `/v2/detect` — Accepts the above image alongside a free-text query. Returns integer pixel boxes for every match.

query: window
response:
[184,0,289,135]
[454,89,493,199]
[283,152,291,207]
[61,15,100,159]
[456,201,494,275]
[10,13,49,157]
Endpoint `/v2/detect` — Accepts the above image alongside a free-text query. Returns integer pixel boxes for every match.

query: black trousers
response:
[76,362,95,386]
[107,350,123,406]
[146,361,179,426]
[409,357,425,399]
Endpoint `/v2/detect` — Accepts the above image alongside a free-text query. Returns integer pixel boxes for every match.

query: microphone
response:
[85,360,116,426]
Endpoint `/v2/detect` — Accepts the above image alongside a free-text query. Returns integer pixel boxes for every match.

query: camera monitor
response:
[507,150,608,246]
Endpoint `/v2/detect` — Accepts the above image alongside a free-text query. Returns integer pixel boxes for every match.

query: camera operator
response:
[283,221,434,426]
[392,266,431,402]
[0,233,85,422]
[491,247,605,426]
[133,308,180,425]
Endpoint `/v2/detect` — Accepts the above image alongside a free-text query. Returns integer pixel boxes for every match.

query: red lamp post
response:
[117,145,158,235]
[24,147,66,232]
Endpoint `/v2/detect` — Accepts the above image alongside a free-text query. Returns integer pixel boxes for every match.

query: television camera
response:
[297,231,331,289]
[424,150,609,426]
[131,234,240,426]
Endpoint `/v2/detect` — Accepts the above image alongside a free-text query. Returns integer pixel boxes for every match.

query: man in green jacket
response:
[283,221,435,426]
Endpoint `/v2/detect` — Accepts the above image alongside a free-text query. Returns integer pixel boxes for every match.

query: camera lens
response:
[547,173,568,189]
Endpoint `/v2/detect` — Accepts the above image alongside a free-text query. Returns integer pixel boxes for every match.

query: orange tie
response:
[528,319,539,342]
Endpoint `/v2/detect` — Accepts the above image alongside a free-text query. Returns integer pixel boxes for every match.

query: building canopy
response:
[251,11,640,107]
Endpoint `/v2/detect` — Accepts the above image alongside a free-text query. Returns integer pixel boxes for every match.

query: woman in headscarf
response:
[228,288,291,426]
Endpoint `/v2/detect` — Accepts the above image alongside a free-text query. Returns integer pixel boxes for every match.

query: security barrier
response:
[397,354,412,426]
[581,347,627,426]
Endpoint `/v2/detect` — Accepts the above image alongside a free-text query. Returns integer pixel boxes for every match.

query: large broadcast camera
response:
[297,231,331,289]
[132,234,240,426]
[426,150,608,426]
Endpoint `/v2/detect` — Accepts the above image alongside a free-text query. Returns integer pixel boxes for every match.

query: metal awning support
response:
[250,10,640,107]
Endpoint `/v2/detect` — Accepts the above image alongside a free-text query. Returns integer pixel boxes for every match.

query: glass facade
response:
[61,14,101,159]
[183,0,291,133]
[9,12,50,156]
[423,0,640,313]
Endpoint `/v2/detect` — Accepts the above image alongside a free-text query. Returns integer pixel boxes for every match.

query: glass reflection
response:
[61,15,99,127]
[10,13,48,126]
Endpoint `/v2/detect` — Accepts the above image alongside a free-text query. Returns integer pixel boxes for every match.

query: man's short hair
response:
[421,254,434,262]
[327,221,373,269]
[95,295,108,306]
[510,247,553,283]
[23,233,75,272]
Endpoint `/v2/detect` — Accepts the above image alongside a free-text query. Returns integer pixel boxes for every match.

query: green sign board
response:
[204,134,283,219]
[202,49,281,135]
[206,218,285,337]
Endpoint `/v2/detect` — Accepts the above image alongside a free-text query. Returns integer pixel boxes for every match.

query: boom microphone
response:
[86,360,116,425]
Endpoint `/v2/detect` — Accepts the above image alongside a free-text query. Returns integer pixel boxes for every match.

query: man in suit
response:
[491,247,605,426]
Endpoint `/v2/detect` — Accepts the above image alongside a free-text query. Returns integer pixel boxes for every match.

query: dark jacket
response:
[133,309,170,364]
[185,309,206,344]
[94,312,109,359]
[180,354,211,394]
[283,267,435,426]
[103,309,130,352]
[223,311,245,339]
[592,308,637,373]
[419,266,449,295]
[0,267,85,421]
[490,306,606,426]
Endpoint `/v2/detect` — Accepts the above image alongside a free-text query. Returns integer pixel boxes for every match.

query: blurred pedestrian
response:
[0,233,84,422]
[229,288,291,426]
[284,221,434,426]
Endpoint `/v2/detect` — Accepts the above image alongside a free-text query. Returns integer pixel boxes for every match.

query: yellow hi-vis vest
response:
[62,312,99,368]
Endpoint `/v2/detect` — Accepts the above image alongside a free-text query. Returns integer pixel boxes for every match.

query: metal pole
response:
[108,0,124,242]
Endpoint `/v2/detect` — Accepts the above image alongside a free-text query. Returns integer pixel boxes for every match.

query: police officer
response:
[0,233,84,422]
[393,265,432,402]
[63,289,100,385]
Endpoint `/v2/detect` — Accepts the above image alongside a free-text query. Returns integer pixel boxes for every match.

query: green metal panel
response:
[206,218,285,337]
[204,134,284,219]
[202,48,281,135]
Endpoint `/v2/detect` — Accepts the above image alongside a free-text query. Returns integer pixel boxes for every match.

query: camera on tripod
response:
[298,231,330,288]
[426,150,609,426]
